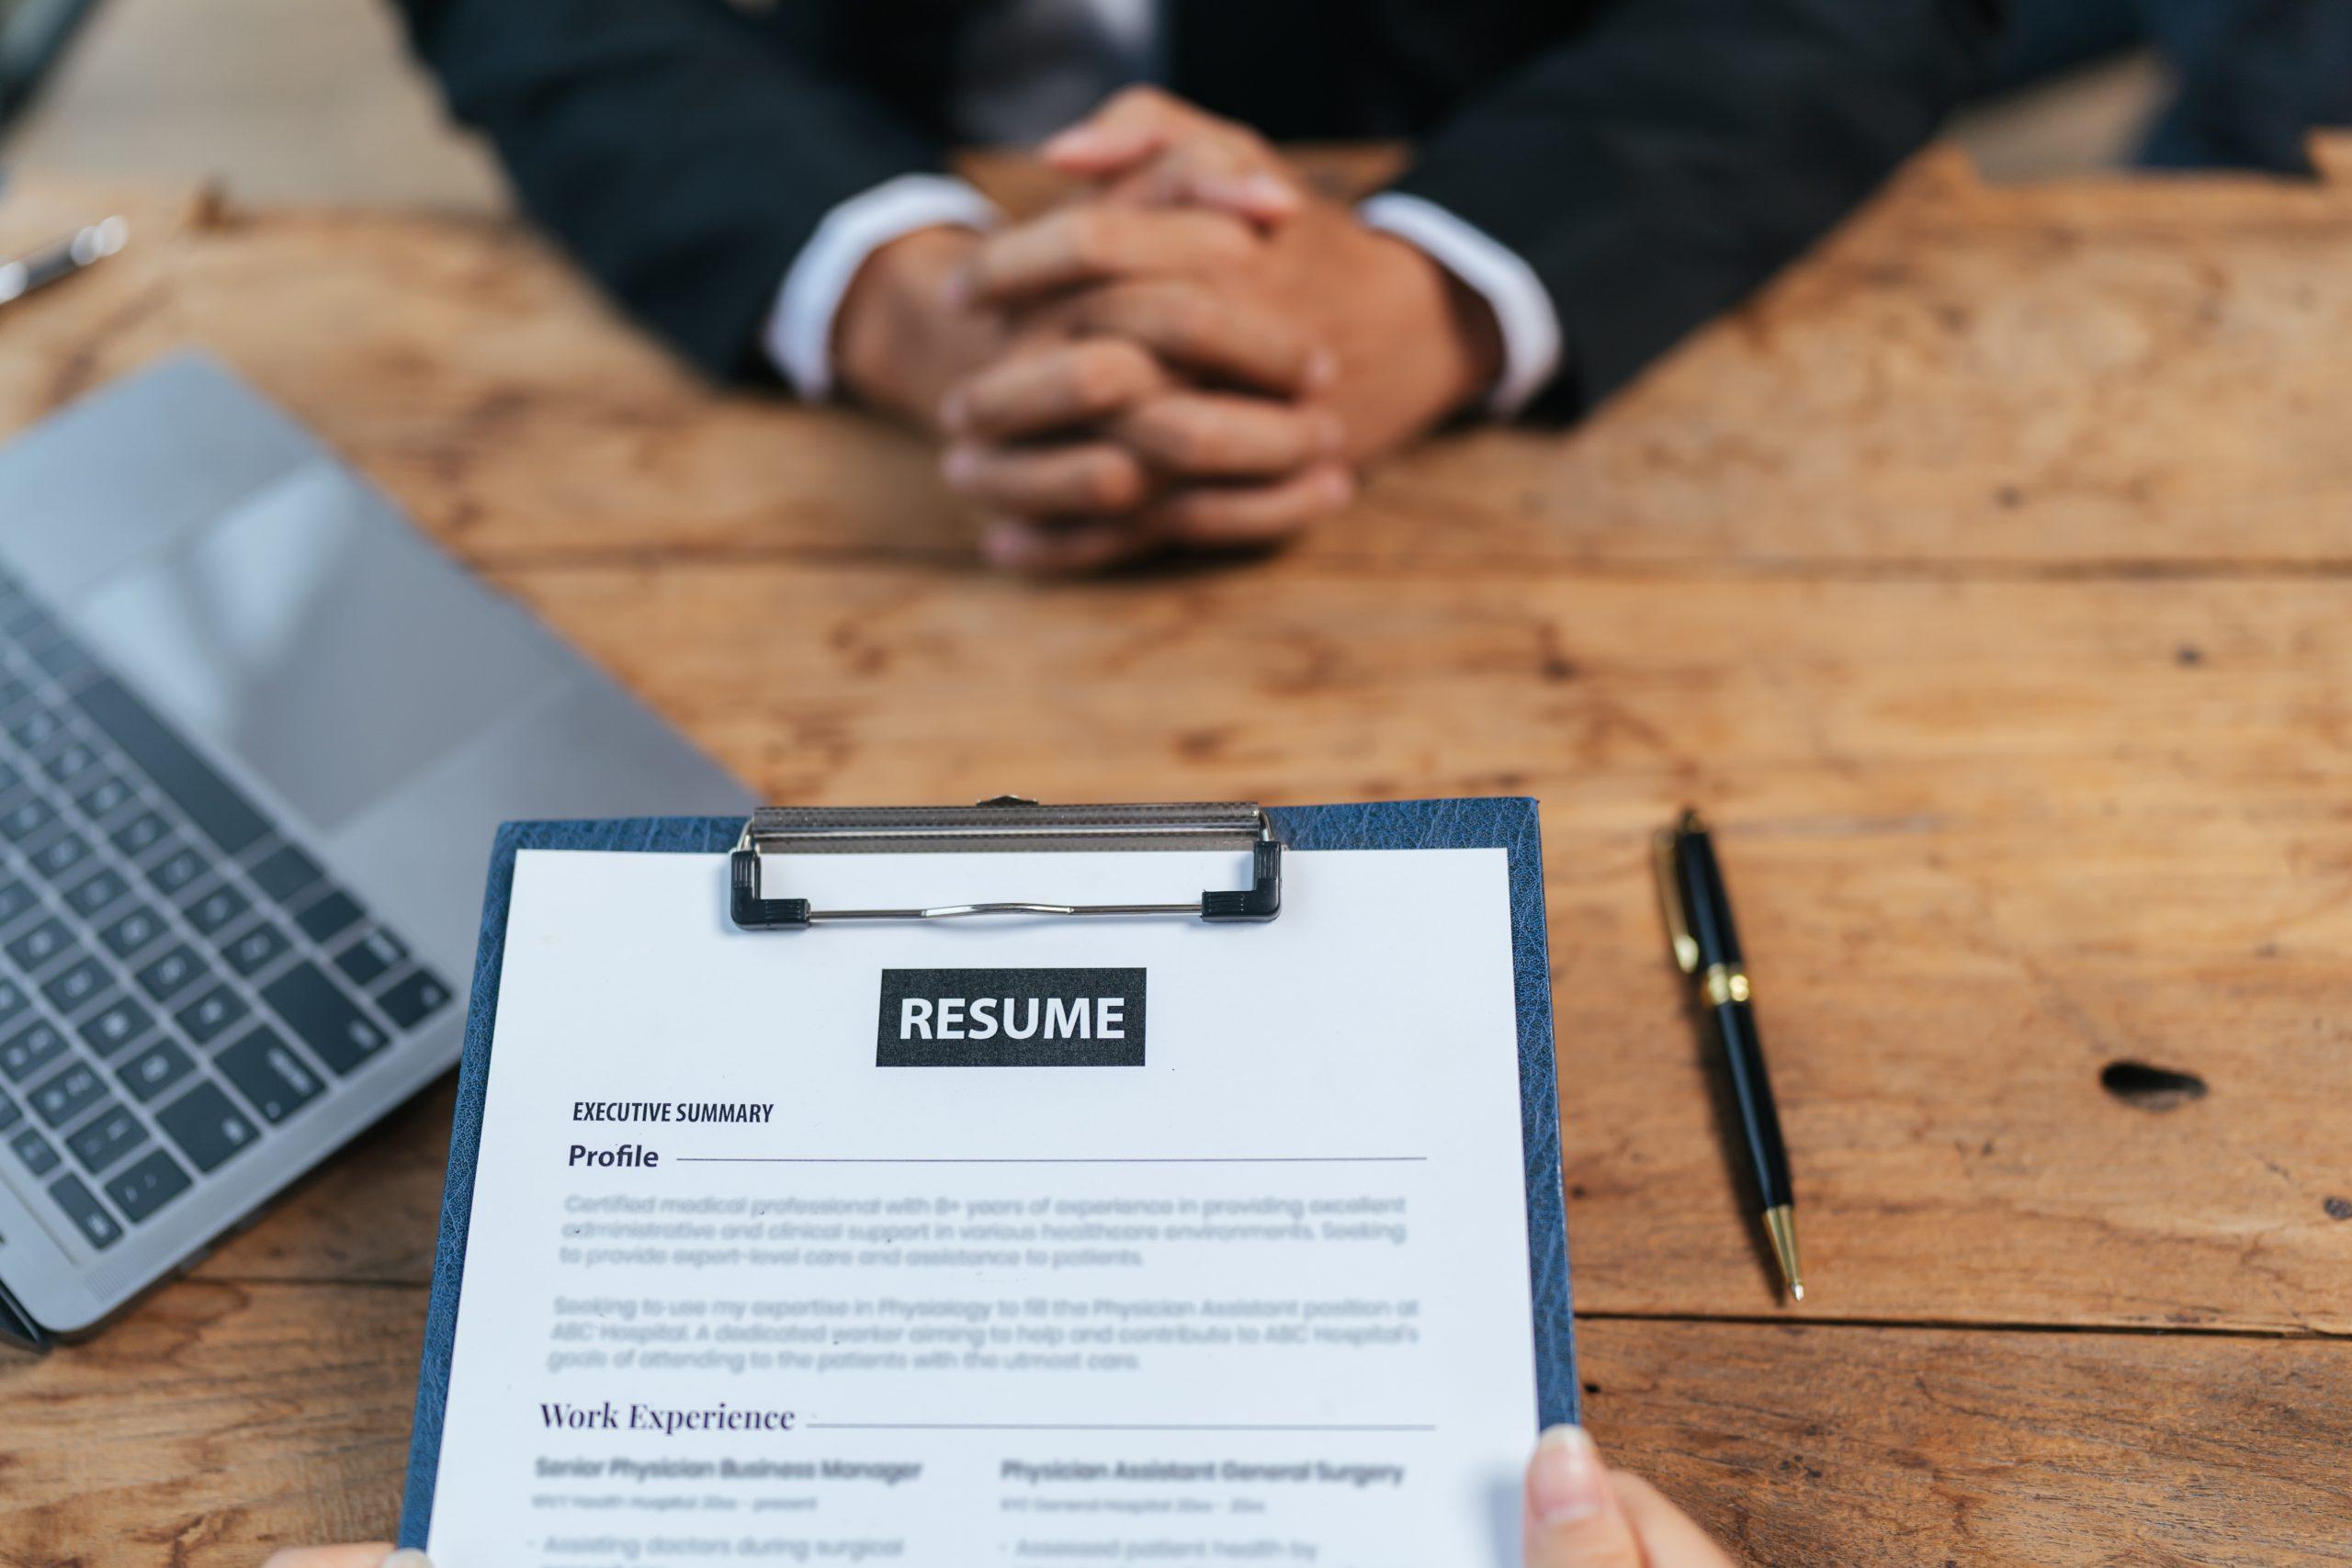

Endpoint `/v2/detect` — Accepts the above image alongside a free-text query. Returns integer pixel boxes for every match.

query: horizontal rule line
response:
[669,1156,1430,1165]
[804,1423,1438,1432]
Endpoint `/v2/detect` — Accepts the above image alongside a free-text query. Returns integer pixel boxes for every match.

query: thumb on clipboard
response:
[1525,1427,1736,1568]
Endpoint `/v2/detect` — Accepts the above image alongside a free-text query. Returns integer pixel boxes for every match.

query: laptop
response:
[0,354,752,1344]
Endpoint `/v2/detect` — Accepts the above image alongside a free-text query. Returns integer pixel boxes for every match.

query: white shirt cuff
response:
[1358,191,1563,418]
[764,174,1001,400]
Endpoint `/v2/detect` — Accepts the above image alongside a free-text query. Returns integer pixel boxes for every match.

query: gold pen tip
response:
[1763,1204,1804,1305]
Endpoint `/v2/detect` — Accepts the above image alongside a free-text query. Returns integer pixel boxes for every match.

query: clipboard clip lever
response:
[730,797,1283,930]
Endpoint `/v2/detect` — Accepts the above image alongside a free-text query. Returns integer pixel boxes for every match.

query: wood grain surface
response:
[1,141,2349,1562]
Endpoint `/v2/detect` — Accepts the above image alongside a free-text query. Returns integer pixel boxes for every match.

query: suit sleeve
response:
[392,0,946,378]
[1384,0,1998,415]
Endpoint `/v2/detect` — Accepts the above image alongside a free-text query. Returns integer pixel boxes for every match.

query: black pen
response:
[0,217,128,310]
[1653,808,1803,1301]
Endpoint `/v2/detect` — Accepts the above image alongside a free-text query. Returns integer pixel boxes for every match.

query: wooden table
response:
[2,144,2349,1564]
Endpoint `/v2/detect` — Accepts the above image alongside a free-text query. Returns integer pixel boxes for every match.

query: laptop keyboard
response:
[0,567,453,1258]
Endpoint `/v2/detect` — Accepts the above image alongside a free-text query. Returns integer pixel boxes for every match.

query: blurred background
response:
[0,0,2177,211]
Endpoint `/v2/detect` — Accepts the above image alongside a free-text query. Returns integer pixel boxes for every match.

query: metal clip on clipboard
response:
[729,797,1283,930]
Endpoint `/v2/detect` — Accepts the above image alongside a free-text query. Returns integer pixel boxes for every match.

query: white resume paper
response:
[425,846,1546,1566]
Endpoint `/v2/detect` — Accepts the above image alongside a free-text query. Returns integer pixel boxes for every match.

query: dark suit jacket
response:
[392,0,1996,413]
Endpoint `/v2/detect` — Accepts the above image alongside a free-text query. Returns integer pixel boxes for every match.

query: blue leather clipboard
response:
[399,797,1575,1544]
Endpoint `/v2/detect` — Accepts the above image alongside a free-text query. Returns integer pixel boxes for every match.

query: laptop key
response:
[73,771,135,821]
[249,842,323,903]
[262,963,387,1075]
[156,1081,257,1173]
[30,626,89,674]
[7,705,63,752]
[0,877,40,928]
[99,903,168,959]
[29,830,92,884]
[216,1027,322,1124]
[145,842,208,897]
[117,1038,196,1104]
[65,1101,148,1175]
[28,636,90,681]
[0,795,56,842]
[110,809,170,857]
[294,889,364,944]
[220,919,292,977]
[134,943,208,1003]
[11,605,74,655]
[104,1147,192,1224]
[40,955,109,1014]
[0,1020,67,1083]
[0,1086,17,1131]
[0,603,50,643]
[9,1126,59,1176]
[175,984,249,1046]
[334,927,407,987]
[185,883,250,936]
[6,918,71,970]
[0,977,30,1032]
[43,740,101,785]
[80,996,153,1058]
[63,865,130,919]
[74,677,271,856]
[48,1172,122,1249]
[378,968,453,1030]
[30,1061,106,1127]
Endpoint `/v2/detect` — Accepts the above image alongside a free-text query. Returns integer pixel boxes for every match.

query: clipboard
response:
[400,796,1576,1545]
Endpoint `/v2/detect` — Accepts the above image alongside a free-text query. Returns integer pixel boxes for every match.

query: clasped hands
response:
[833,87,1505,573]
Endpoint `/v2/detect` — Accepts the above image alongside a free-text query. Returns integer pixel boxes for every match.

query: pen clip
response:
[1651,824,1700,975]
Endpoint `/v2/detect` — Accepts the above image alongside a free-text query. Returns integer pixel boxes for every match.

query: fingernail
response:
[382,1551,435,1568]
[1202,173,1296,221]
[942,446,979,484]
[1527,1425,1607,1525]
[1323,466,1355,505]
[1241,173,1296,211]
[981,523,1034,566]
[1317,412,1347,453]
[1305,349,1338,392]
[1041,127,1102,162]
[937,390,967,434]
[942,267,974,309]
